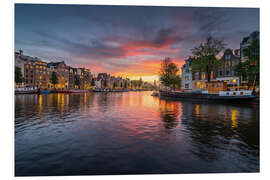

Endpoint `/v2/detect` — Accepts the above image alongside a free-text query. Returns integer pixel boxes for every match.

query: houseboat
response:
[15,87,38,94]
[159,90,257,103]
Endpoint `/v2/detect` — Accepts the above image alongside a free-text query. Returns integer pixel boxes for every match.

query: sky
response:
[15,4,259,82]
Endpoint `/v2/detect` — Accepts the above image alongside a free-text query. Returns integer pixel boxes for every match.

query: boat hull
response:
[159,91,257,103]
[40,90,50,94]
[15,90,38,94]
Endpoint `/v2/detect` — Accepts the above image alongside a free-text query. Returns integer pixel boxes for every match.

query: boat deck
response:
[159,91,257,103]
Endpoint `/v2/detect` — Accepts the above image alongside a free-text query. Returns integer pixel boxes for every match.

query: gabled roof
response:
[47,61,65,68]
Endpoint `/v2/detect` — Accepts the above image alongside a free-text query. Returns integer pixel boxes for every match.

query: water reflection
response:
[15,92,259,175]
[180,102,259,170]
[159,100,182,130]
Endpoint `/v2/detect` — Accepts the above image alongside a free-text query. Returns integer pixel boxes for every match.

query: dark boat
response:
[15,89,38,94]
[159,90,257,103]
[40,90,51,94]
[15,87,38,94]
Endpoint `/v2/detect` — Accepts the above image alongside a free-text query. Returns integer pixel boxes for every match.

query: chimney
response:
[19,49,23,55]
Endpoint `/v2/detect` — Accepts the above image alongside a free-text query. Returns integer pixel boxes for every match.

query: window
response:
[185,84,189,89]
[201,73,206,79]
[225,55,231,60]
[219,71,222,76]
[226,70,230,76]
[185,76,189,81]
[185,69,189,73]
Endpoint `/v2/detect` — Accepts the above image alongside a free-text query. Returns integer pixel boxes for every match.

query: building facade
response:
[240,31,259,61]
[15,50,25,77]
[181,57,193,91]
[218,49,240,77]
[47,61,69,90]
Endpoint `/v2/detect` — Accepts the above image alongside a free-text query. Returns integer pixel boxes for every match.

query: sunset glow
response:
[15,5,259,82]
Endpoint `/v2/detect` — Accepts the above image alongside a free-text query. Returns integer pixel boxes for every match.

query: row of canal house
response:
[15,50,132,90]
[181,31,259,94]
[94,73,131,89]
[15,50,92,90]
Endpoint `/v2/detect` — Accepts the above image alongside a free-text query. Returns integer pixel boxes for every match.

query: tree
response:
[234,61,247,85]
[103,79,107,88]
[234,38,259,92]
[15,66,23,84]
[173,75,181,89]
[159,57,181,89]
[153,80,158,90]
[138,77,143,88]
[113,81,117,89]
[247,38,259,91]
[132,80,137,89]
[50,72,58,89]
[191,36,226,82]
[91,78,95,87]
[74,75,80,89]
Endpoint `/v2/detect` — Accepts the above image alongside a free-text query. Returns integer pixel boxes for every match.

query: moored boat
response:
[56,90,72,93]
[159,90,257,103]
[151,91,159,97]
[69,89,89,93]
[40,90,51,94]
[15,87,38,94]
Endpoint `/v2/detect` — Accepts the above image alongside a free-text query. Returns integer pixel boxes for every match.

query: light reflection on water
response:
[15,91,259,176]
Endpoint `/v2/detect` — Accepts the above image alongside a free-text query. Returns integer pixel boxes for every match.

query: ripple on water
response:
[15,92,259,175]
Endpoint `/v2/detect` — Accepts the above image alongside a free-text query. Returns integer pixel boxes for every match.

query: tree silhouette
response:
[50,72,58,89]
[15,66,23,84]
[191,36,226,82]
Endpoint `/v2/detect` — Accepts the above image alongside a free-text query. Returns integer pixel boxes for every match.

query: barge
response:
[15,87,38,94]
[159,90,257,103]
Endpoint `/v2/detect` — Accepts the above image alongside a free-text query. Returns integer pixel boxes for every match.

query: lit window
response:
[185,76,189,81]
[202,73,206,79]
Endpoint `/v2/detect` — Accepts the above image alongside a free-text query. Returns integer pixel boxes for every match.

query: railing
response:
[15,87,37,92]
[219,90,252,96]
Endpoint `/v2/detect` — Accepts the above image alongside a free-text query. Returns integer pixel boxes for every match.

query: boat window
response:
[240,92,244,95]
[226,92,230,96]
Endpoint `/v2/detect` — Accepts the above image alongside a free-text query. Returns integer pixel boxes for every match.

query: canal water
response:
[15,91,259,176]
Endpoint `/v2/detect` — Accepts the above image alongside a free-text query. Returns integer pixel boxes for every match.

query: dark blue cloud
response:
[15,4,259,75]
